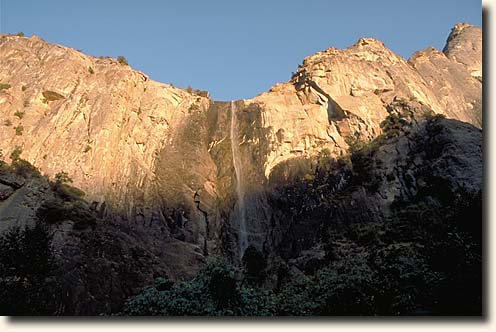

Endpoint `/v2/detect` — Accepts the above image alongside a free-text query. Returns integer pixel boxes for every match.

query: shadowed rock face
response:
[266,115,482,261]
[0,167,205,314]
[0,24,482,314]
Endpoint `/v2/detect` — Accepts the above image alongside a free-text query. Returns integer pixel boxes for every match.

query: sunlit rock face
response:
[409,23,482,127]
[247,25,481,179]
[442,23,482,80]
[0,23,482,294]
[0,34,209,212]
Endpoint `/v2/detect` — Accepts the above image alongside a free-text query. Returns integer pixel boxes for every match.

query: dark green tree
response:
[242,245,267,285]
[0,222,62,315]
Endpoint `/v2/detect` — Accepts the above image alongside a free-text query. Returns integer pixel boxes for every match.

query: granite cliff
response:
[0,23,482,314]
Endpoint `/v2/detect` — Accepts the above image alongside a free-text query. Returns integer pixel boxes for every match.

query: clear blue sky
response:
[0,0,481,101]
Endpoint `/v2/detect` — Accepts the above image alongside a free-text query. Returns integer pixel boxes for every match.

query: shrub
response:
[16,32,24,37]
[379,110,412,140]
[36,199,68,223]
[0,162,6,172]
[274,274,319,315]
[196,90,209,98]
[392,97,409,108]
[117,56,129,66]
[12,159,41,178]
[10,146,22,162]
[344,135,368,153]
[345,137,381,191]
[186,86,209,98]
[50,171,85,200]
[15,125,24,135]
[242,245,267,285]
[124,258,274,316]
[37,199,95,228]
[188,102,200,112]
[14,110,24,119]
[422,108,436,119]
[206,259,239,308]
[2,148,40,178]
[54,182,85,201]
[0,83,11,91]
[3,119,12,126]
[154,277,174,291]
[21,85,27,92]
[55,171,72,184]
[42,90,65,101]
[0,156,40,180]
[88,66,94,74]
[315,148,333,177]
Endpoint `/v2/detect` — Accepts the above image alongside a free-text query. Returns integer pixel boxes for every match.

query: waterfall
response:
[230,101,248,258]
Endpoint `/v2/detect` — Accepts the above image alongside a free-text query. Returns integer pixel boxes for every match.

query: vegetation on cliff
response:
[0,221,62,315]
[0,23,482,316]
[125,182,481,317]
[0,107,482,316]
[124,114,482,316]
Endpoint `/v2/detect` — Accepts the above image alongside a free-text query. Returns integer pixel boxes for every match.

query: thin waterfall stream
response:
[230,101,248,258]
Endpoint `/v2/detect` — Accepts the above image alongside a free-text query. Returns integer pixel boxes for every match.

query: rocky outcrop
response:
[247,25,481,179]
[409,23,482,127]
[442,23,482,79]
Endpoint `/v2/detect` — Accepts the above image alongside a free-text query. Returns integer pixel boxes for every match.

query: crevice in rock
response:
[292,70,346,121]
